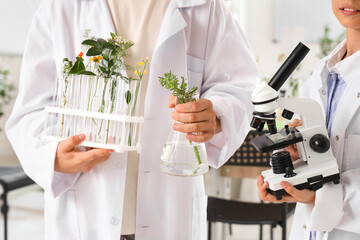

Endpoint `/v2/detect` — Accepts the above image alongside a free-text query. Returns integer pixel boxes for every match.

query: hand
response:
[257,175,315,204]
[55,134,114,173]
[168,94,221,143]
[285,118,302,161]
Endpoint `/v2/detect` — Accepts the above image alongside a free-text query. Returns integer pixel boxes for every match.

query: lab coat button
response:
[335,135,339,141]
[322,90,326,95]
[303,224,307,229]
[110,217,119,225]
[117,162,122,168]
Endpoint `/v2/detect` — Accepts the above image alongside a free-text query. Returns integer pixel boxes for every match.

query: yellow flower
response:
[143,70,148,75]
[91,56,101,63]
[134,70,138,75]
[138,61,143,66]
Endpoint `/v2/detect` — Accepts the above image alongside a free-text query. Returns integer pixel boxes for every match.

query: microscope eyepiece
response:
[268,42,310,91]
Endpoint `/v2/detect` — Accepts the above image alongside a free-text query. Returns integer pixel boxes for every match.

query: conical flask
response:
[160,99,209,177]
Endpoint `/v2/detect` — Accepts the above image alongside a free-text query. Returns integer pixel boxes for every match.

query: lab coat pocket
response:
[192,195,208,240]
[187,55,204,91]
[345,134,360,171]
[57,190,81,240]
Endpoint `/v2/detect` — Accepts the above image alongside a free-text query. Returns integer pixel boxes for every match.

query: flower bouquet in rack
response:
[159,71,209,176]
[43,33,148,153]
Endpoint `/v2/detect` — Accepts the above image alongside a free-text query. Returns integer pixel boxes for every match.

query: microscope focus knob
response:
[309,134,330,153]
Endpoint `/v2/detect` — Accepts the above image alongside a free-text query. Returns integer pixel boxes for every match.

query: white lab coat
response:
[289,41,360,240]
[5,0,260,239]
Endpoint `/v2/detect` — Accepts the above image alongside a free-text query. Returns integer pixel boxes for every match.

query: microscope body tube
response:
[251,42,310,133]
[268,42,310,91]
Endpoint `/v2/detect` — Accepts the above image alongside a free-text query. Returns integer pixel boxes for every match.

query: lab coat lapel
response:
[330,49,360,137]
[317,65,330,113]
[153,0,187,55]
[331,78,360,136]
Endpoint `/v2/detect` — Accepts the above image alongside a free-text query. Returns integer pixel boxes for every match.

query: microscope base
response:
[267,173,340,200]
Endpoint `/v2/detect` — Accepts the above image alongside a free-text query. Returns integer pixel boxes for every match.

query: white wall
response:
[229,0,345,85]
[0,1,41,164]
[0,56,22,165]
[0,0,42,55]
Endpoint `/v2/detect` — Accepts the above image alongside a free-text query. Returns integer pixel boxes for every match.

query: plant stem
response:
[106,77,117,144]
[97,78,109,137]
[90,76,99,126]
[84,76,94,128]
[60,75,69,138]
[189,140,202,165]
[128,79,141,146]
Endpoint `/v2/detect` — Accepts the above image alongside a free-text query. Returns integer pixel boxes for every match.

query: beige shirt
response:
[105,0,170,235]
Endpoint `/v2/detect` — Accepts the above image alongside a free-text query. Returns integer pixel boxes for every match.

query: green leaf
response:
[102,53,109,61]
[81,39,100,48]
[108,59,114,68]
[97,38,107,48]
[80,71,96,76]
[125,90,131,104]
[86,47,103,56]
[111,32,116,38]
[99,66,108,74]
[104,43,115,50]
[69,60,86,74]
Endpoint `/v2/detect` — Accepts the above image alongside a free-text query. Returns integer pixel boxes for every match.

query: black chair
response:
[207,130,296,240]
[0,166,35,240]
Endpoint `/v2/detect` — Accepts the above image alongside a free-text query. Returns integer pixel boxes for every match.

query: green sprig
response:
[159,71,198,104]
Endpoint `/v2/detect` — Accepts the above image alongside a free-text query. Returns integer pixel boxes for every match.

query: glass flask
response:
[160,98,209,176]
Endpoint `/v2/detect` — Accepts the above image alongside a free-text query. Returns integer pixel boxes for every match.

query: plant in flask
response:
[158,71,209,176]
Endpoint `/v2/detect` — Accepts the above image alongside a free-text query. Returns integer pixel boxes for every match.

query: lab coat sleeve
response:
[5,3,80,198]
[201,0,260,168]
[307,168,360,232]
[307,182,344,231]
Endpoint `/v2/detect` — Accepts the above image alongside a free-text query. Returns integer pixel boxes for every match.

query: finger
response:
[173,122,213,134]
[77,148,113,165]
[61,134,86,152]
[284,145,299,161]
[84,154,112,171]
[257,175,264,189]
[168,94,176,108]
[257,176,269,199]
[280,181,303,199]
[256,176,281,202]
[175,99,211,113]
[288,119,302,128]
[278,195,298,203]
[171,110,216,123]
[186,132,213,143]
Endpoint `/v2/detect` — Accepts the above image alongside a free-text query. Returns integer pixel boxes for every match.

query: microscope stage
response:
[251,127,303,152]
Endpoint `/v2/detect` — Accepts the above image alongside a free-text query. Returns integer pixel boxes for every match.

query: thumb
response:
[168,94,176,108]
[61,134,86,151]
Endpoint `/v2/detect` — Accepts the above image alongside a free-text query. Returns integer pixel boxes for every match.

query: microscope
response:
[251,43,340,200]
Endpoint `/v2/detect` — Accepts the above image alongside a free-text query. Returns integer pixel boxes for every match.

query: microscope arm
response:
[278,98,326,129]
